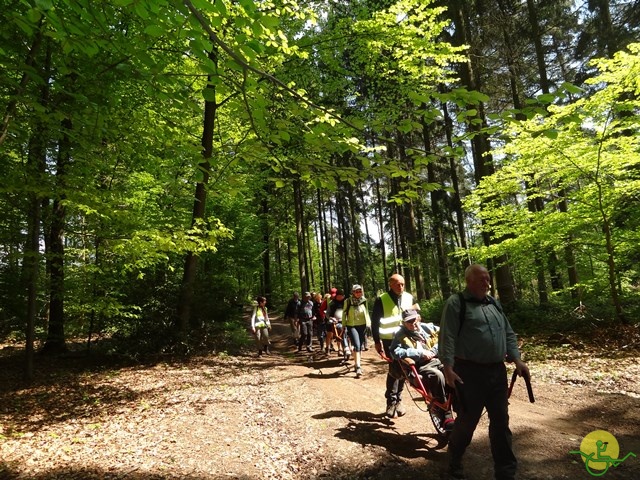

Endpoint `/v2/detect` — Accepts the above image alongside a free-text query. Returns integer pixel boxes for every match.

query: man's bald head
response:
[465,264,491,299]
[389,274,405,296]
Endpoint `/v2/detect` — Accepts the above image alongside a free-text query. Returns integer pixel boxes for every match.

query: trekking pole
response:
[508,370,535,403]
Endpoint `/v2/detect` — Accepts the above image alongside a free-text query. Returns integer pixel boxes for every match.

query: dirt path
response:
[1,312,639,479]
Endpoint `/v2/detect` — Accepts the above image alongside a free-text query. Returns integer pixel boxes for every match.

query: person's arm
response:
[503,313,529,377]
[391,337,423,361]
[371,297,383,345]
[439,295,463,387]
[250,307,257,332]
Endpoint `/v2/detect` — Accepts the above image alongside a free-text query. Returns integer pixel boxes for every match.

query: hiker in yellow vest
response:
[371,274,420,417]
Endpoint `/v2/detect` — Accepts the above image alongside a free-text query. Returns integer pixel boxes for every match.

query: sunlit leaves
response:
[466,45,640,298]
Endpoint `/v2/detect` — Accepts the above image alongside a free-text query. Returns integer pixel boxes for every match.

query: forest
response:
[1,0,639,378]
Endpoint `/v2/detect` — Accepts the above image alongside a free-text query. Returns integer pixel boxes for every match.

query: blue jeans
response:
[297,320,313,348]
[346,324,366,352]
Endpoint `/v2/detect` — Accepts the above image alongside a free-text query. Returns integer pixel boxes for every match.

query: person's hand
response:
[422,351,435,360]
[374,341,383,355]
[443,364,463,388]
[514,358,530,379]
[251,328,256,335]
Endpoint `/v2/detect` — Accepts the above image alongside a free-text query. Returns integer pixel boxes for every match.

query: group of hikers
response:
[249,264,530,480]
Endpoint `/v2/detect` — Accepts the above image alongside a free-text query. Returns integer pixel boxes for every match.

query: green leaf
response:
[144,25,165,37]
[260,15,279,29]
[537,93,556,105]
[560,82,584,95]
[35,0,53,9]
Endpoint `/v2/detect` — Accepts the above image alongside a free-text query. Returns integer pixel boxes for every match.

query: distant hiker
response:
[343,284,370,378]
[325,288,346,356]
[312,292,326,351]
[250,296,271,356]
[284,292,300,343]
[439,264,530,480]
[296,292,315,352]
[372,273,419,418]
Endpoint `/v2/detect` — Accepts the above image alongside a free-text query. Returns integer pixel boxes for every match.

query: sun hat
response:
[351,284,363,292]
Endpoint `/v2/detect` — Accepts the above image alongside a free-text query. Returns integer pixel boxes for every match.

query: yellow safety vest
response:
[378,292,413,340]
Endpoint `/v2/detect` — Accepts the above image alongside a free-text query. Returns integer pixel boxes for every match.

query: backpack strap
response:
[456,292,502,336]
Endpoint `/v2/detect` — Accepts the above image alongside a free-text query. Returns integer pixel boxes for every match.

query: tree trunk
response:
[423,119,451,300]
[42,117,72,355]
[176,51,217,335]
[375,177,388,282]
[293,178,308,292]
[442,99,468,263]
[450,0,515,303]
[317,189,329,292]
[346,181,364,284]
[261,195,271,302]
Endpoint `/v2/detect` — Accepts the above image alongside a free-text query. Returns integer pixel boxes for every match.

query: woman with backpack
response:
[342,284,371,378]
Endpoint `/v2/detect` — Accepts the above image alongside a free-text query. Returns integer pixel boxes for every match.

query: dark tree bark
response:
[176,51,217,335]
[42,117,72,355]
[293,178,308,292]
[423,119,451,300]
[261,194,271,303]
[448,0,516,303]
[374,177,388,282]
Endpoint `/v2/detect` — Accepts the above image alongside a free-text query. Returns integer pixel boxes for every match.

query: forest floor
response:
[1,310,639,480]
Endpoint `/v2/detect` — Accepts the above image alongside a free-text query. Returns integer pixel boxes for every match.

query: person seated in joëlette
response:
[390,309,454,430]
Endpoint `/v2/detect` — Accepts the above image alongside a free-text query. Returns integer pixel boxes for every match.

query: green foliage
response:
[464,45,640,314]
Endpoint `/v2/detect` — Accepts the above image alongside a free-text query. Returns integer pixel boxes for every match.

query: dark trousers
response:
[297,320,313,348]
[448,362,517,480]
[417,358,446,403]
[382,339,405,404]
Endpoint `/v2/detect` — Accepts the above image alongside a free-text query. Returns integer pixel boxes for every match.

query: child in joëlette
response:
[251,296,271,356]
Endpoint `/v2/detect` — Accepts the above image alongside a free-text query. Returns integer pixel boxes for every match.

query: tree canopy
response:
[1,0,639,372]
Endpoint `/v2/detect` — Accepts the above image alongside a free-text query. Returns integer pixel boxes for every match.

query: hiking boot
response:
[263,347,270,355]
[385,402,396,418]
[395,400,406,417]
[355,367,363,378]
[257,350,262,357]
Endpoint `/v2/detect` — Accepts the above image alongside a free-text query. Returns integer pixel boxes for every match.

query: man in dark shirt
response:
[439,264,530,480]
